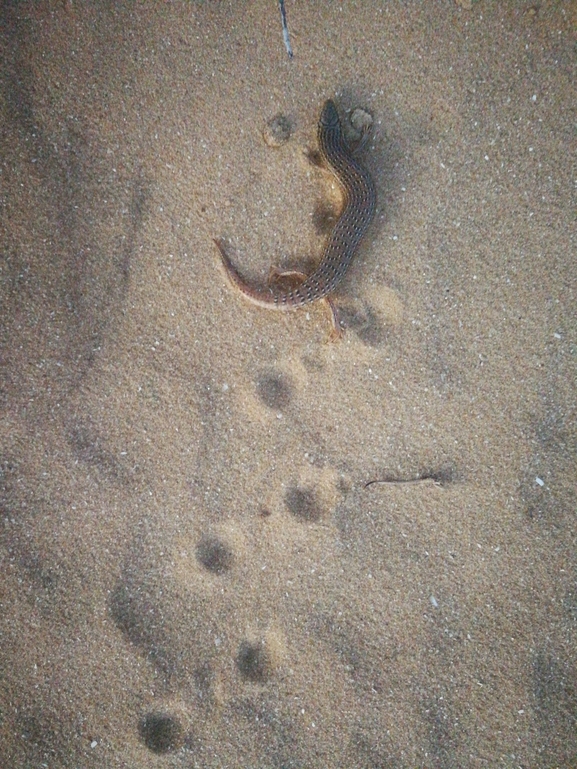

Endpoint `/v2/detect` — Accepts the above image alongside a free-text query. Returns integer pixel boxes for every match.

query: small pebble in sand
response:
[263,114,292,147]
[350,107,373,134]
[347,107,373,143]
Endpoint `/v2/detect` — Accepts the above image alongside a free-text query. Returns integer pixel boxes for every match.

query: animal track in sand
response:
[138,712,184,754]
[236,640,273,683]
[255,369,294,411]
[284,485,324,522]
[195,535,234,575]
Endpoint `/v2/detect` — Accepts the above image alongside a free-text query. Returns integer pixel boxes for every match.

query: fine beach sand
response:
[1,2,575,767]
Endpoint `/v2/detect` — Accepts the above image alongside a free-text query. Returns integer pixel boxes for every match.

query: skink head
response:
[319,99,340,129]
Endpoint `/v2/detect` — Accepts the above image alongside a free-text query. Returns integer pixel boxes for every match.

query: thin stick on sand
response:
[278,0,293,59]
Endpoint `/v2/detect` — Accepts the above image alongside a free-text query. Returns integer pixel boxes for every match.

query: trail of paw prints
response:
[110,496,356,763]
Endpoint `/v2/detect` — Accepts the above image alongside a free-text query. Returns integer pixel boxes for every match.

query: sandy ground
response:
[0,1,575,767]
